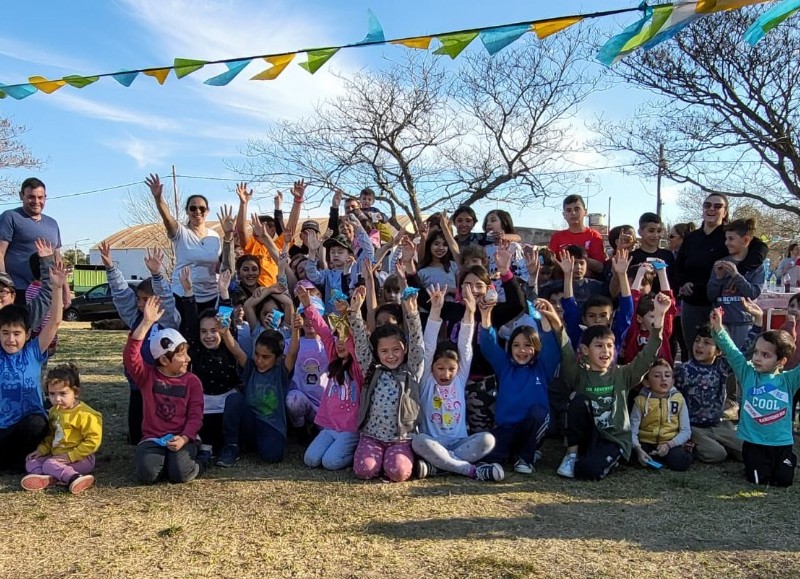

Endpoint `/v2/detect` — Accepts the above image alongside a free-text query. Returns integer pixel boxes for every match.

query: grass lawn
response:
[1,322,799,579]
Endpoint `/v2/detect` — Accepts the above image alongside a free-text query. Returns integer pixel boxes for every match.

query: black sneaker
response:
[474,462,505,482]
[216,444,239,468]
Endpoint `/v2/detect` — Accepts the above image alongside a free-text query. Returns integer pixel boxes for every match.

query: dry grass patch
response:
[1,323,799,578]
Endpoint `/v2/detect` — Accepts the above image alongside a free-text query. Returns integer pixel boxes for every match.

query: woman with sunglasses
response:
[146,174,221,313]
[674,194,767,357]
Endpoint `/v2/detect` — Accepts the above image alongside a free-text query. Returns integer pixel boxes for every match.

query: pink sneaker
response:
[69,475,95,495]
[21,474,58,491]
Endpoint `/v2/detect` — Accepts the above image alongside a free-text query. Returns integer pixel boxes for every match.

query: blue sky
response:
[0,0,686,252]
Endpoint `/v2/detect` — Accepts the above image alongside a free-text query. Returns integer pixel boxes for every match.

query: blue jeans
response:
[303,429,359,470]
[222,392,285,463]
[484,405,550,464]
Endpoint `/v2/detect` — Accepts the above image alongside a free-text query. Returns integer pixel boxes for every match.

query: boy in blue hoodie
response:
[478,298,562,474]
[710,307,800,487]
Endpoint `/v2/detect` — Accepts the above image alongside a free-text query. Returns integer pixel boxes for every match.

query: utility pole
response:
[172,164,179,217]
[656,143,665,218]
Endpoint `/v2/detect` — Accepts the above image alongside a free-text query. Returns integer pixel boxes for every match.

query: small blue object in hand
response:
[402,287,419,300]
[154,434,175,447]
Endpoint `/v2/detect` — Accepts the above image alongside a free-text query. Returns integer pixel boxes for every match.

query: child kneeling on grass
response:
[630,359,692,471]
[412,284,503,482]
[124,296,205,484]
[349,287,424,482]
[557,292,671,480]
[22,364,102,494]
[710,308,800,487]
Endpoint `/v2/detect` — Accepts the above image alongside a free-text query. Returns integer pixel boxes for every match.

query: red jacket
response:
[622,289,676,365]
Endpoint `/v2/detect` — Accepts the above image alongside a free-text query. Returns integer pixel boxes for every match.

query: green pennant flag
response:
[62,75,100,88]
[174,58,208,79]
[433,31,479,59]
[299,48,339,74]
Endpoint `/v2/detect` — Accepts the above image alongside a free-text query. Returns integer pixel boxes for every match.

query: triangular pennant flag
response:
[596,6,654,67]
[174,58,208,79]
[358,9,385,44]
[299,48,339,74]
[744,0,800,44]
[0,90,5,99]
[0,82,37,100]
[62,75,100,88]
[204,59,253,86]
[112,71,139,87]
[142,68,171,85]
[619,5,674,54]
[390,36,432,50]
[697,0,770,13]
[28,75,66,94]
[433,31,479,59]
[640,4,701,51]
[479,24,530,55]
[532,16,583,39]
[250,54,296,81]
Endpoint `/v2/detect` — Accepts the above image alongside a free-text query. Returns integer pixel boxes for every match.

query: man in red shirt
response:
[548,194,605,276]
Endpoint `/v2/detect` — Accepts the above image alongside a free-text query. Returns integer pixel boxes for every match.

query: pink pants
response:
[26,454,96,484]
[353,435,413,482]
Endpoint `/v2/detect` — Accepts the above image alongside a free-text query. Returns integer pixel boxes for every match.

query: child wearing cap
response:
[124,296,205,484]
[305,232,362,314]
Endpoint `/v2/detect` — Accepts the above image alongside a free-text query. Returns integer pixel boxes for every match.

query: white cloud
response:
[105,135,170,168]
[47,92,179,130]
[0,36,95,71]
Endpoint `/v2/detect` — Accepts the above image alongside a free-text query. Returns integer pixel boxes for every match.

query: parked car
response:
[64,281,141,322]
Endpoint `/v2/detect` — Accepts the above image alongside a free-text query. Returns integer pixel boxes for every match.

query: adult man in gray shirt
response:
[0,178,62,304]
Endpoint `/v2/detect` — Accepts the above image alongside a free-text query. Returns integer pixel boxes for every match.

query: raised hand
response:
[143,248,165,275]
[295,284,311,308]
[741,297,763,319]
[98,240,113,268]
[331,188,343,208]
[618,231,636,251]
[179,266,193,294]
[291,312,304,332]
[461,284,476,314]
[427,284,447,311]
[274,190,283,210]
[142,296,164,324]
[217,205,235,236]
[236,182,253,204]
[400,235,415,264]
[612,248,631,275]
[49,261,67,289]
[494,239,512,275]
[145,174,163,200]
[556,249,574,277]
[218,269,232,293]
[523,245,540,278]
[394,260,408,290]
[35,238,54,258]
[653,292,671,318]
[350,285,366,312]
[250,213,268,241]
[290,179,307,203]
[403,292,418,316]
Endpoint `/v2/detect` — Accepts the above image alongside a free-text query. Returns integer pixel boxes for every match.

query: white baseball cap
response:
[149,328,187,359]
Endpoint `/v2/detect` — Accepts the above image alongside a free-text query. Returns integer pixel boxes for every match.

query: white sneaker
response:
[557,452,577,478]
[514,458,534,474]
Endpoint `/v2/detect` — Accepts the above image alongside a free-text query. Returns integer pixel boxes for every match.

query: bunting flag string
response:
[0,2,787,101]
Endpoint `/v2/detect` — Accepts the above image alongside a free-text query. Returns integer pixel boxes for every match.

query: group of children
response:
[7,188,800,494]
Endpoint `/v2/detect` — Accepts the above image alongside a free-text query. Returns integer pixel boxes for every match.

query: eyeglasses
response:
[703,202,725,210]
[0,288,14,297]
[188,205,208,213]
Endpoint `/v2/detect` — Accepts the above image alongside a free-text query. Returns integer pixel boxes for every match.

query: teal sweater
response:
[713,328,800,446]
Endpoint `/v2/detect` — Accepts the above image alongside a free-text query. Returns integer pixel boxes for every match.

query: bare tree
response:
[0,117,43,197]
[594,9,800,218]
[236,31,599,231]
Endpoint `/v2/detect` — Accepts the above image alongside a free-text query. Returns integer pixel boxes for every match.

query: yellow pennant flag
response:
[532,16,583,39]
[696,0,770,12]
[391,36,433,50]
[28,75,66,94]
[142,68,171,85]
[250,54,295,81]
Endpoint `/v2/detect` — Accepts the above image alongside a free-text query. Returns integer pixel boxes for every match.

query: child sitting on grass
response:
[710,307,800,487]
[0,258,65,473]
[556,292,671,480]
[412,284,503,482]
[124,296,205,484]
[630,359,692,471]
[22,364,102,494]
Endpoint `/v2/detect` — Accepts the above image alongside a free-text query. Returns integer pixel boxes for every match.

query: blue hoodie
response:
[478,324,561,426]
